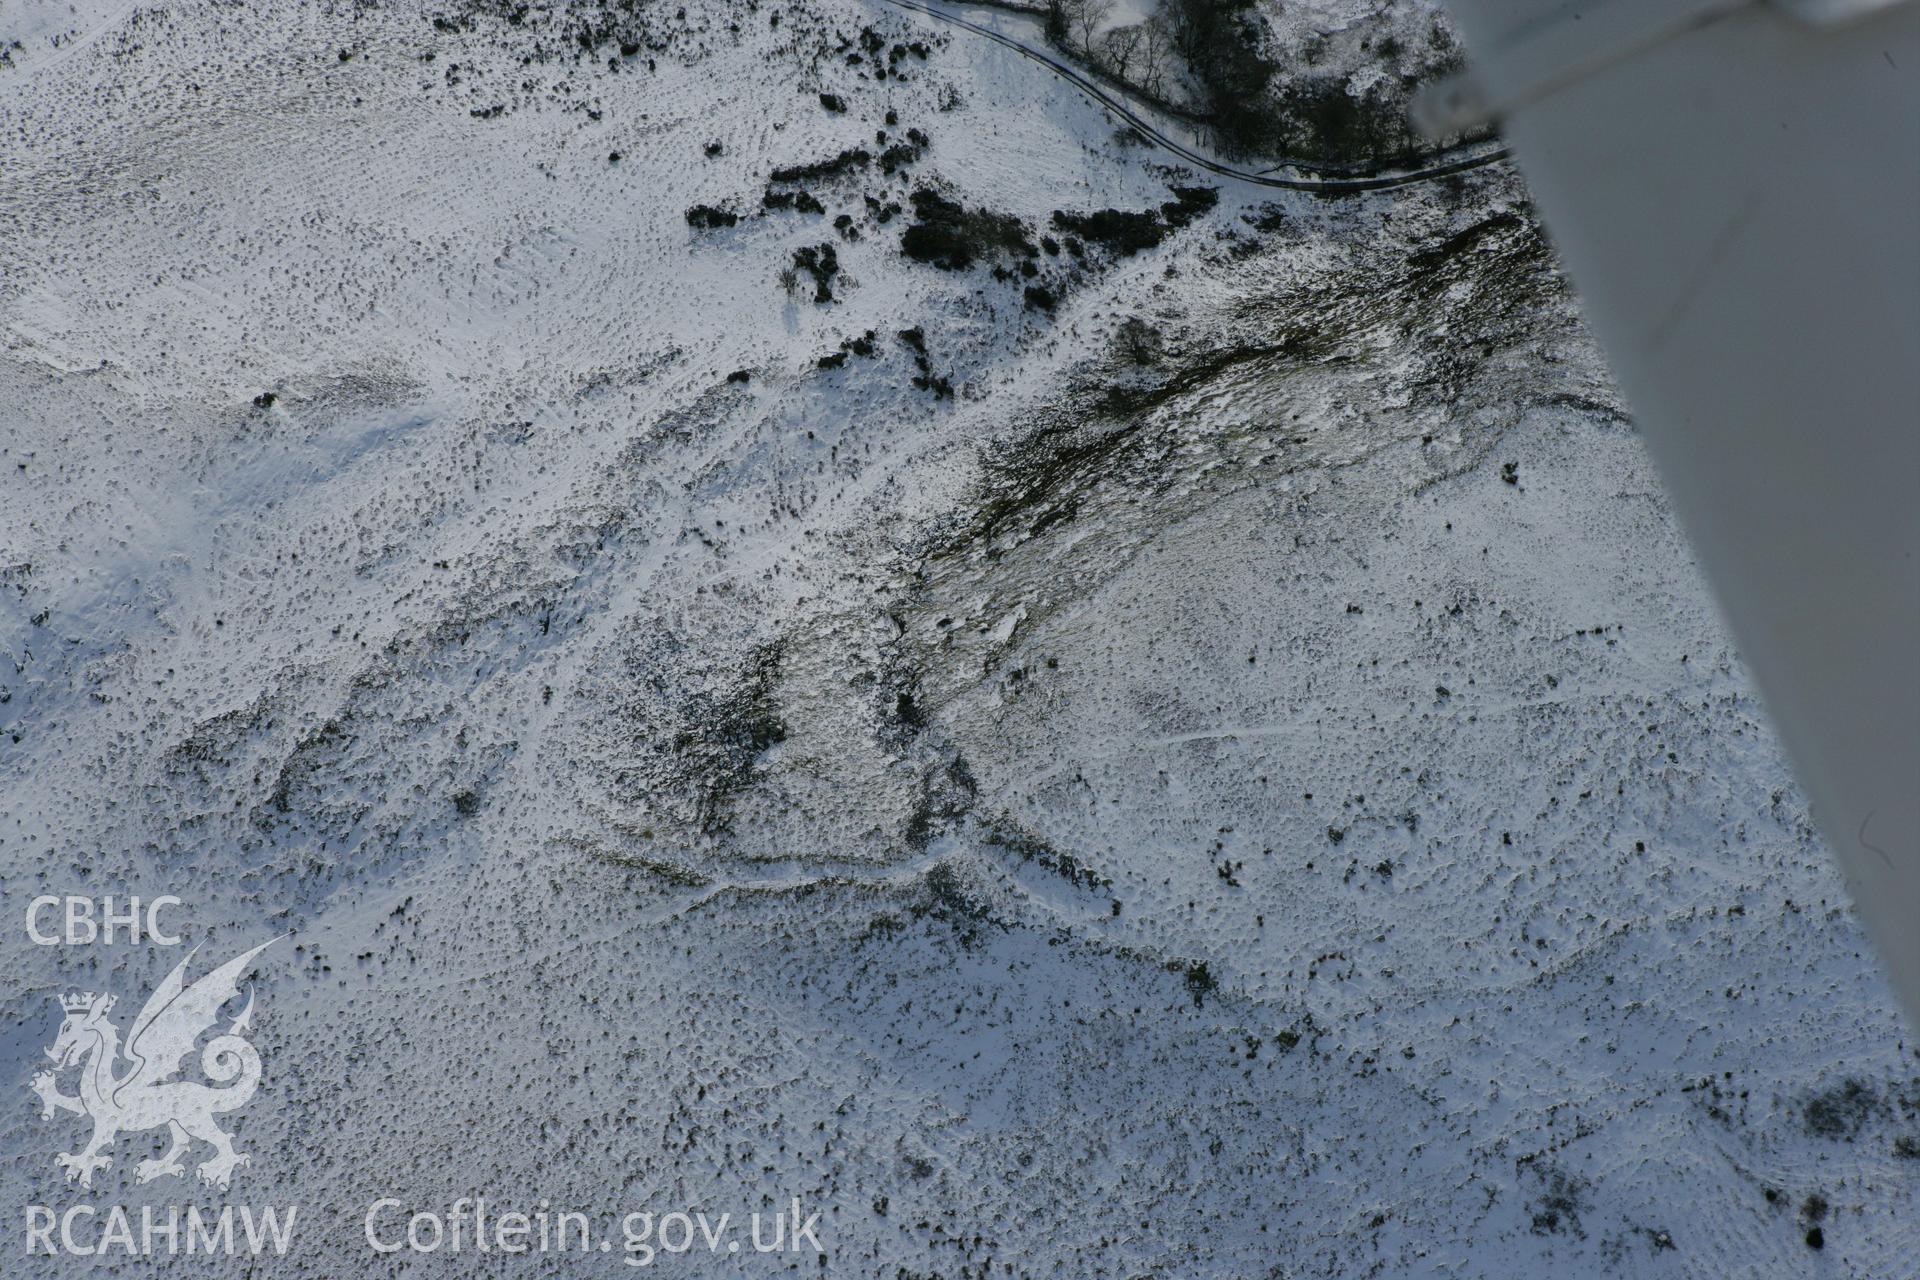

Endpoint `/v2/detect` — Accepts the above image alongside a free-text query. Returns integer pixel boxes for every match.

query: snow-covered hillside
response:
[2,0,1914,1276]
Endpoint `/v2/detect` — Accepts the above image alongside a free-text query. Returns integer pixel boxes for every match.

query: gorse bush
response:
[899,190,1037,271]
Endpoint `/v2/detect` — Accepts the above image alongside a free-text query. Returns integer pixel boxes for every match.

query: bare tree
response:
[1137,11,1175,98]
[1045,0,1069,44]
[1058,0,1113,57]
[1100,24,1143,81]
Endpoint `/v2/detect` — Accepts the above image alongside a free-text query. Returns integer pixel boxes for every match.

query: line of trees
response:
[1045,0,1179,102]
[1045,0,1277,154]
[1044,0,1453,162]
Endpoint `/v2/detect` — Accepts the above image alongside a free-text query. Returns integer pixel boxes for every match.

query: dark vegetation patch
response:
[769,146,872,185]
[587,633,790,840]
[983,825,1111,892]
[1170,957,1217,1007]
[878,135,926,176]
[684,203,739,230]
[1114,316,1162,364]
[899,751,976,850]
[900,189,1037,271]
[929,205,1558,570]
[1244,205,1289,233]
[1805,1077,1878,1139]
[788,243,841,303]
[1163,184,1220,222]
[1526,1167,1589,1239]
[818,91,847,113]
[1051,207,1163,256]
[1048,186,1216,257]
[817,330,879,370]
[671,647,787,835]
[897,327,953,398]
[762,189,826,215]
[908,862,996,948]
[1407,210,1524,272]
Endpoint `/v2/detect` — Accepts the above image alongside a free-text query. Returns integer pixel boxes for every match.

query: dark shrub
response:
[685,204,739,229]
[1161,185,1218,226]
[1805,1078,1877,1138]
[791,243,840,303]
[899,189,1035,270]
[878,142,922,175]
[762,190,826,215]
[1115,316,1161,364]
[1049,207,1165,256]
[770,147,871,184]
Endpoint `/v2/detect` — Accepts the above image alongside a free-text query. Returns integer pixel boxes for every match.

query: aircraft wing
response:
[1427,0,1920,1024]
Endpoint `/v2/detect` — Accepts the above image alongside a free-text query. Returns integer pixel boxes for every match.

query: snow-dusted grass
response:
[2,1,1912,1276]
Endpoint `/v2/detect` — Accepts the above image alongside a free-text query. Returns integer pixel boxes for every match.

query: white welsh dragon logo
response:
[29,938,280,1190]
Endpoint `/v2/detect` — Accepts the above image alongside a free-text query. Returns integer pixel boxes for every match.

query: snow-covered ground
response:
[2,0,1914,1275]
